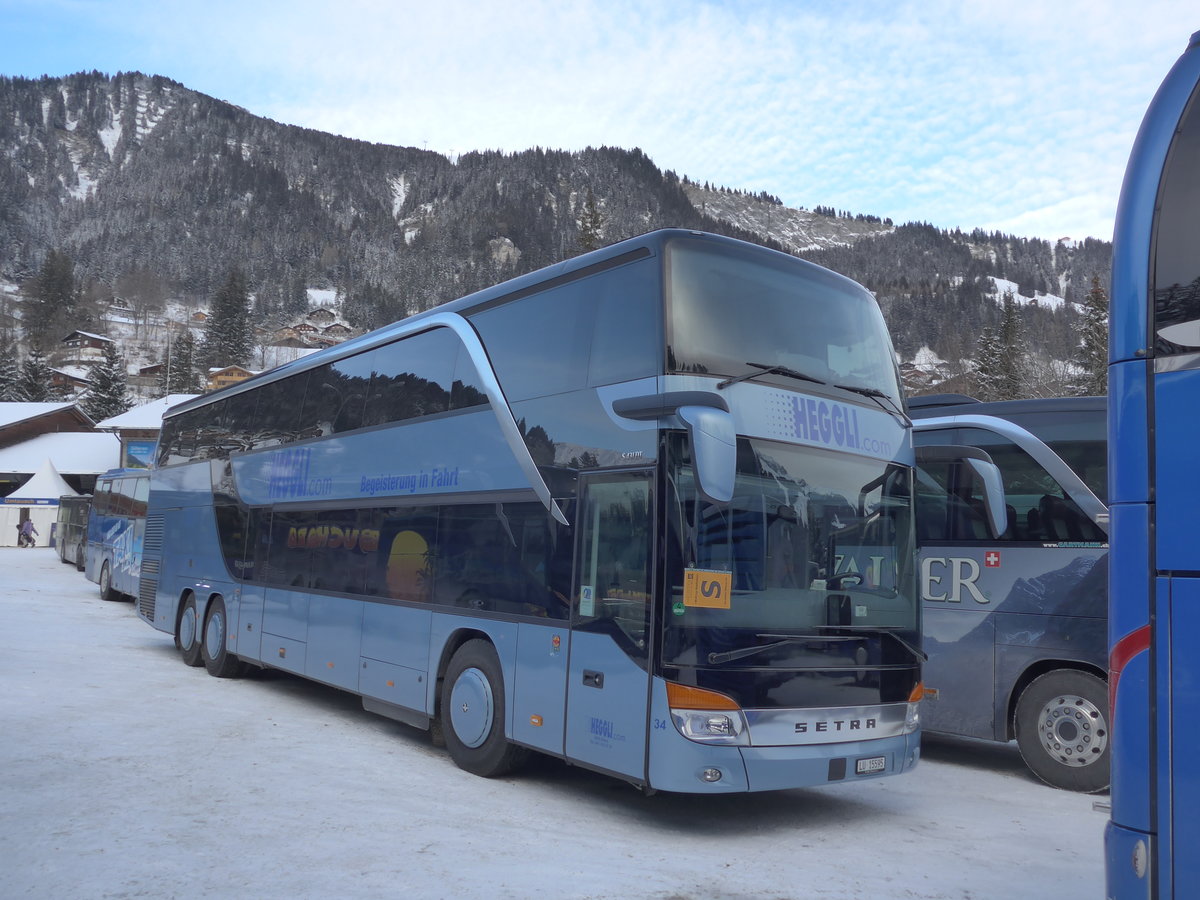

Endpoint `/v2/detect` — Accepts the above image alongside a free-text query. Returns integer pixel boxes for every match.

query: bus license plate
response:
[856,756,886,775]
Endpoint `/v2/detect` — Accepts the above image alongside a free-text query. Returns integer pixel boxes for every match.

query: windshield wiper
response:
[718,362,827,390]
[706,632,860,665]
[814,625,928,663]
[833,383,912,426]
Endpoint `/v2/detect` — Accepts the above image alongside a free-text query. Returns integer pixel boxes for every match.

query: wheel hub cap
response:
[1038,692,1108,767]
[449,667,494,749]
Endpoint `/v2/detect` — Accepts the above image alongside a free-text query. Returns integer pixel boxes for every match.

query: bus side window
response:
[914,461,953,543]
[956,427,1102,542]
[130,477,149,518]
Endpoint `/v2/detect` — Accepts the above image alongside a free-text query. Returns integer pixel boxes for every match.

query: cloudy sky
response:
[3,0,1195,240]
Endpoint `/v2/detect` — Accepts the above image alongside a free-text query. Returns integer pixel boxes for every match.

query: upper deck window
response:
[1154,80,1200,353]
[665,238,901,405]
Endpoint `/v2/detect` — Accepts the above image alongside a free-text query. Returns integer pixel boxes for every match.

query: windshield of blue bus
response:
[664,238,902,406]
[663,435,917,670]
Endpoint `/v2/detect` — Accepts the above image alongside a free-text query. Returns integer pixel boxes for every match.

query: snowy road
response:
[0,547,1106,900]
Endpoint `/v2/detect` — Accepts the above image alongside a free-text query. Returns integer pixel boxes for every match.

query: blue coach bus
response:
[910,394,1109,792]
[138,229,998,792]
[1107,29,1200,898]
[86,468,150,601]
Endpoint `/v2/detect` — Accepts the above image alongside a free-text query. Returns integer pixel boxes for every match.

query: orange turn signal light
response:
[666,682,741,711]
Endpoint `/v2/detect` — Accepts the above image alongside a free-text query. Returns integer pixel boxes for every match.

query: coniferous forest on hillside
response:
[0,71,1112,406]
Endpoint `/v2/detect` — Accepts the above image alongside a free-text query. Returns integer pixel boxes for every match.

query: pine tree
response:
[1072,276,1109,396]
[996,290,1026,400]
[23,249,77,346]
[577,188,604,252]
[972,325,1004,401]
[0,340,22,400]
[16,346,54,402]
[203,268,253,368]
[83,340,131,421]
[157,330,202,395]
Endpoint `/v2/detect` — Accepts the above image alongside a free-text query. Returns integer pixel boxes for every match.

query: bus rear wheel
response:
[98,561,118,602]
[175,593,204,667]
[201,596,245,678]
[1015,670,1109,793]
[441,640,527,778]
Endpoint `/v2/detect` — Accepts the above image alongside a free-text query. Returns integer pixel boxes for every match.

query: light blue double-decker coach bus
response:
[139,229,972,793]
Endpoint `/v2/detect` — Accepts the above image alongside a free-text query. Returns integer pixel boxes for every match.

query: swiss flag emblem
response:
[985,551,1002,568]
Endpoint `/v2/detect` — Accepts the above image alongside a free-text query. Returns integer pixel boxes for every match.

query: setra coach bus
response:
[1106,29,1200,899]
[137,229,999,793]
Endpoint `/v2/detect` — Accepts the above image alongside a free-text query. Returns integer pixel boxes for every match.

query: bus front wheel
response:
[175,594,204,667]
[98,561,118,602]
[201,596,245,679]
[440,640,528,778]
[1015,669,1109,793]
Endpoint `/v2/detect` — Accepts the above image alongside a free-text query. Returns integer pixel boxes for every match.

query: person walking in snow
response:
[18,519,38,548]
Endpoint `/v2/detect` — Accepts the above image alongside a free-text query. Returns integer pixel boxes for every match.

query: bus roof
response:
[163,229,868,419]
[909,394,1106,418]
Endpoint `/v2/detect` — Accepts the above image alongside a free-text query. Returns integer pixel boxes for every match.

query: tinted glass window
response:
[450,344,488,410]
[1154,82,1200,354]
[588,259,661,386]
[130,477,149,517]
[470,282,593,401]
[666,238,901,405]
[305,508,378,595]
[576,474,653,655]
[325,354,373,432]
[433,504,567,618]
[224,390,259,453]
[252,373,310,447]
[363,330,454,427]
[957,427,1105,542]
[94,479,113,515]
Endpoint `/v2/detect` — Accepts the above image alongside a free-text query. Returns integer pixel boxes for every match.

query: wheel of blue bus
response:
[1015,670,1110,793]
[98,560,119,602]
[201,596,245,679]
[441,640,528,778]
[175,593,204,668]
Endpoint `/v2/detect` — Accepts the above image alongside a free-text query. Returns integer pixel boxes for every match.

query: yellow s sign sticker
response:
[683,569,733,609]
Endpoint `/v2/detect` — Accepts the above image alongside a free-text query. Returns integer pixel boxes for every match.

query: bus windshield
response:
[665,238,902,406]
[664,435,917,672]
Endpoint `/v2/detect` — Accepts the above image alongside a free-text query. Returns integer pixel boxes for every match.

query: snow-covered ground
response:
[0,548,1106,900]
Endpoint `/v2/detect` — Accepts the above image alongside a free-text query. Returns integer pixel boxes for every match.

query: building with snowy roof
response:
[95,394,198,468]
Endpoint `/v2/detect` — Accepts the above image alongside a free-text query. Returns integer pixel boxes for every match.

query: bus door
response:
[565,471,654,781]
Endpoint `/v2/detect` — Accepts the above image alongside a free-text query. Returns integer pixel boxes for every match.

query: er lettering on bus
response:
[920,556,988,604]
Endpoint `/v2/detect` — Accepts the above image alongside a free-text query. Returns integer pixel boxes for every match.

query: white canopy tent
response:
[1,459,79,547]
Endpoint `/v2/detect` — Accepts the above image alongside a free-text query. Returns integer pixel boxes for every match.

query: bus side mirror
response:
[610,391,735,506]
[915,444,1008,539]
[678,405,736,505]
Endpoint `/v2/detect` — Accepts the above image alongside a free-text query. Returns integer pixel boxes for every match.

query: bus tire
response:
[99,560,119,602]
[75,544,85,571]
[201,596,245,679]
[175,593,204,667]
[441,640,528,778]
[1015,669,1109,793]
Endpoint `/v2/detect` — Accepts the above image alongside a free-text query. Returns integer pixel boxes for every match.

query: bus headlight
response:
[666,683,749,745]
[904,682,923,734]
[672,709,747,743]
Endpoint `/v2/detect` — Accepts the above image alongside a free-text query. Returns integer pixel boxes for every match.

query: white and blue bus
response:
[910,394,1109,792]
[86,467,150,602]
[1107,29,1200,898]
[139,229,990,792]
